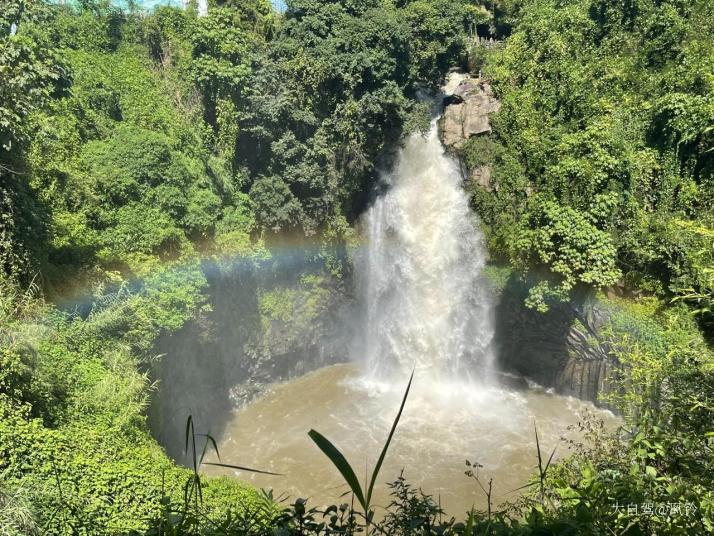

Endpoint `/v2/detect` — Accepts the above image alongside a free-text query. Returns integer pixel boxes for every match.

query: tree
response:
[513,198,621,311]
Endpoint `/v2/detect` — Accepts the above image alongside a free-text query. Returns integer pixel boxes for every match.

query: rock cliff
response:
[148,258,350,462]
[439,76,500,150]
[493,279,619,409]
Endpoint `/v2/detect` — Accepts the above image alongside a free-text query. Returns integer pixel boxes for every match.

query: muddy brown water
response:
[204,364,619,516]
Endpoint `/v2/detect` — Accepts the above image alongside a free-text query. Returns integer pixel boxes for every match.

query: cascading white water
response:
[208,77,620,514]
[355,82,496,382]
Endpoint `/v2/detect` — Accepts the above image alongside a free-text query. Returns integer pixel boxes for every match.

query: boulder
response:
[440,78,501,150]
[470,165,494,191]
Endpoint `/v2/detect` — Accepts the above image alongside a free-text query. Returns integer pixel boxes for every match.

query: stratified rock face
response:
[494,282,619,409]
[439,78,501,150]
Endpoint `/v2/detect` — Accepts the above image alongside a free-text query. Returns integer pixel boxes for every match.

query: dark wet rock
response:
[148,259,350,462]
[493,279,619,410]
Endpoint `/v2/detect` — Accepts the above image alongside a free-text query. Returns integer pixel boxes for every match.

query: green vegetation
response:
[0,0,473,532]
[1,0,712,534]
[469,0,714,322]
[460,4,714,529]
[308,371,414,531]
[0,264,264,534]
[539,295,714,534]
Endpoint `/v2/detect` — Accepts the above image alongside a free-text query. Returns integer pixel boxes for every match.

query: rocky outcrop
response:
[470,165,494,191]
[148,258,350,462]
[440,76,500,150]
[494,279,619,409]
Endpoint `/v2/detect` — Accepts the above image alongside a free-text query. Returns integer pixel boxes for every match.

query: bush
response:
[511,198,620,311]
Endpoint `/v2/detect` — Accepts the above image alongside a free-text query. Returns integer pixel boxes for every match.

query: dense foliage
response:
[0,0,477,533]
[1,0,712,534]
[469,0,714,322]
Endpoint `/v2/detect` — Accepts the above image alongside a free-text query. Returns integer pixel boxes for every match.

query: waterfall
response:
[208,77,620,515]
[354,78,496,383]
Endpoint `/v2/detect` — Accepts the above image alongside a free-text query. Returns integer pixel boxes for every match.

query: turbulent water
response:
[206,364,618,514]
[204,76,618,514]
[354,89,494,381]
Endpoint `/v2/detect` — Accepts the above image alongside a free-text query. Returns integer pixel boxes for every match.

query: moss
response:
[481,263,513,294]
[259,287,299,329]
[596,294,711,362]
[459,134,502,170]
[298,274,333,321]
[258,274,334,341]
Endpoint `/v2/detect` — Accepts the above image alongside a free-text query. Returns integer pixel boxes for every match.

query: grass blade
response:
[366,369,414,506]
[185,415,193,457]
[203,462,282,476]
[534,423,542,475]
[308,429,367,510]
[465,509,475,534]
[504,481,536,494]
[544,446,557,476]
[198,433,221,465]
